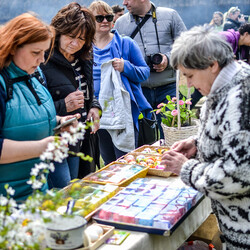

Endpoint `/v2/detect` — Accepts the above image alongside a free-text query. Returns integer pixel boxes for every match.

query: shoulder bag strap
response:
[130,14,150,39]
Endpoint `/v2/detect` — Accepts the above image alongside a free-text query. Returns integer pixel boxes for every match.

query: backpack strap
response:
[33,67,47,87]
[0,68,14,101]
[0,68,43,105]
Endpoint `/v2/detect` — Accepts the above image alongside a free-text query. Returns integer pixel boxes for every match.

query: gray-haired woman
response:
[161,25,250,249]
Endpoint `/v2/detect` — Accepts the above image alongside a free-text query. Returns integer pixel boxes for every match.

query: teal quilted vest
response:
[0,62,57,201]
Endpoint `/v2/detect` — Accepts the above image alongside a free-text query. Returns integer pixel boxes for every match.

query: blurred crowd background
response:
[0,0,249,29]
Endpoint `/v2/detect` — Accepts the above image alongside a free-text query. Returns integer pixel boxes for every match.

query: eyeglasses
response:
[95,15,114,23]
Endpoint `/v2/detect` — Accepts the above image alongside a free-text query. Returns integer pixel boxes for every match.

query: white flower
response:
[6,186,15,196]
[32,181,43,190]
[38,162,50,170]
[78,122,86,130]
[69,126,78,134]
[24,196,41,209]
[40,151,54,161]
[30,167,39,177]
[0,196,8,206]
[27,179,43,190]
[54,149,68,163]
[47,142,56,151]
[7,229,16,239]
[40,174,46,183]
[8,198,17,208]
[61,131,71,141]
[18,203,26,210]
[48,162,55,172]
[46,190,55,197]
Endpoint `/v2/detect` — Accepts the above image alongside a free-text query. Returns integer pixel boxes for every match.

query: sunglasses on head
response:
[95,14,114,23]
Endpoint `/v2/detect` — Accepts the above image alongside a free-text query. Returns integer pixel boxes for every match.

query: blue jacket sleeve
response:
[121,38,150,84]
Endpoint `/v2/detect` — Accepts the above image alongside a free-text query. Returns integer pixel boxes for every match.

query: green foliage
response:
[179,85,195,98]
[154,95,196,127]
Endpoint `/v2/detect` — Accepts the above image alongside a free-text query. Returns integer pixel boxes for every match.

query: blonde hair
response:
[0,13,55,70]
[226,6,241,20]
[89,0,113,15]
[228,6,240,15]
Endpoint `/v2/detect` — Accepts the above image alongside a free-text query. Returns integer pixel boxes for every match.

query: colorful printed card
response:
[106,230,130,245]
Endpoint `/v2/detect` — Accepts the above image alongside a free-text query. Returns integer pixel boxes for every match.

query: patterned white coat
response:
[181,61,250,249]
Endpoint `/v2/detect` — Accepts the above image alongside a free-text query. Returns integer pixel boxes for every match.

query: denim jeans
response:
[98,128,139,166]
[142,83,176,139]
[48,156,80,189]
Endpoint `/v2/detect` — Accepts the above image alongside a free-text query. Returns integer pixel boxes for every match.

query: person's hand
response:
[171,138,197,159]
[39,136,56,154]
[87,108,101,134]
[58,114,81,133]
[65,90,84,112]
[112,58,124,72]
[161,150,188,175]
[153,54,168,72]
[238,15,246,23]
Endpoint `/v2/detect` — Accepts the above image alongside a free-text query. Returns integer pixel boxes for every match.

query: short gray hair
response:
[170,25,234,70]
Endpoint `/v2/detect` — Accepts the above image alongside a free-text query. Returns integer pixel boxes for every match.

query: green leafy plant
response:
[155,95,196,127]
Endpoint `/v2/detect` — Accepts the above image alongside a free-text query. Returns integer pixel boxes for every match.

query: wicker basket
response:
[162,119,199,148]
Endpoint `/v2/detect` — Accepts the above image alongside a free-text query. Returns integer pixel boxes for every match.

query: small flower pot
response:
[45,215,87,249]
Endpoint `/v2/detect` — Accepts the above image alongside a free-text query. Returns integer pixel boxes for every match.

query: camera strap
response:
[131,4,161,54]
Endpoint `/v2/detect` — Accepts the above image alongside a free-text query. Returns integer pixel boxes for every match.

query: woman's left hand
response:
[112,58,124,72]
[161,150,188,175]
[87,108,101,134]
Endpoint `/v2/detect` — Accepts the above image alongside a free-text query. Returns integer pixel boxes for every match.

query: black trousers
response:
[78,129,100,179]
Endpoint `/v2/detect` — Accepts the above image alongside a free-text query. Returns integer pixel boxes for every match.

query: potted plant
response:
[155,94,199,147]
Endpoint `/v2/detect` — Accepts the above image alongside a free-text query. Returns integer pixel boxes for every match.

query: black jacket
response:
[223,18,241,31]
[41,48,101,120]
[41,48,101,155]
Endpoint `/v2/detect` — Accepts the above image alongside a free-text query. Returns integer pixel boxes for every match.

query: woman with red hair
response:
[0,13,78,200]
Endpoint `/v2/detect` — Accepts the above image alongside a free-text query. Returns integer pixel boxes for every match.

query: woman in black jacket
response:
[41,3,102,188]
